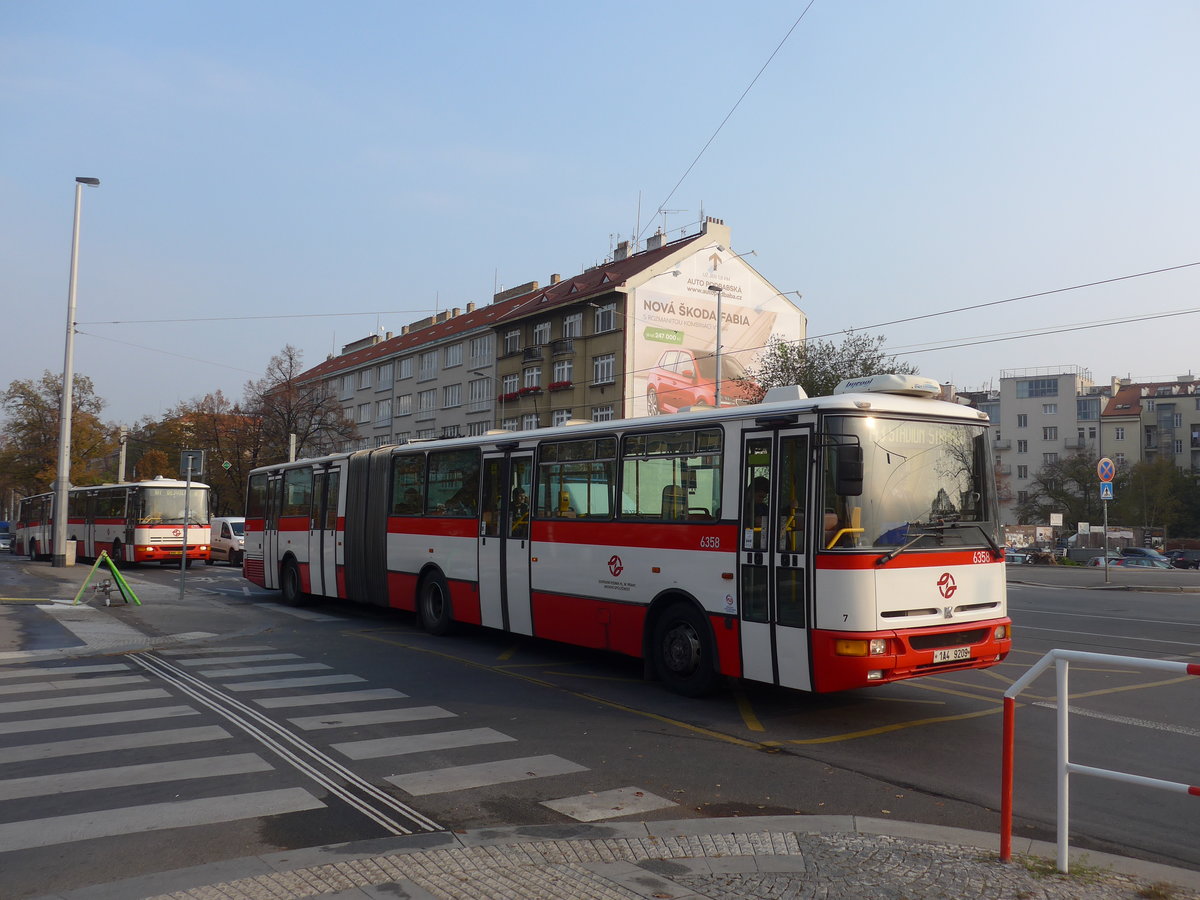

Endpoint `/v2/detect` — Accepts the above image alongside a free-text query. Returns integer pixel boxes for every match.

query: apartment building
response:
[1101,376,1200,471]
[294,218,807,448]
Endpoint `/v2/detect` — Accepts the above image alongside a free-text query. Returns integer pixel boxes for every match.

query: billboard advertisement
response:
[625,247,806,417]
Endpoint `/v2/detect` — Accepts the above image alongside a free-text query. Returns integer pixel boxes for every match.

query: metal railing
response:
[1000,649,1200,872]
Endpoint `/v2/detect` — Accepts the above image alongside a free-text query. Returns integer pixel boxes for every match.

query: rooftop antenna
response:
[634,191,642,253]
[659,208,685,238]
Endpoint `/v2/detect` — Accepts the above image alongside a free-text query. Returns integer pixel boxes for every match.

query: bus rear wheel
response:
[109,542,122,568]
[280,558,307,607]
[418,572,454,635]
[653,602,719,697]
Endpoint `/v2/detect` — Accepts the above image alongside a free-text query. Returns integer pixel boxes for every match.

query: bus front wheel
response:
[653,602,719,697]
[418,572,454,635]
[280,559,307,607]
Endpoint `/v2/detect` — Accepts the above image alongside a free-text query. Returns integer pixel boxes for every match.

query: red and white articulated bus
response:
[244,375,1011,695]
[16,477,211,566]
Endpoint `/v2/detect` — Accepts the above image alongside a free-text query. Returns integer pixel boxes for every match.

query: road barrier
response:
[1000,649,1199,872]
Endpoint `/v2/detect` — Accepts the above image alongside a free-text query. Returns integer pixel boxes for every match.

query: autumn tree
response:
[134,448,172,480]
[159,391,266,515]
[0,371,116,496]
[1014,453,1106,528]
[741,331,919,399]
[244,345,356,465]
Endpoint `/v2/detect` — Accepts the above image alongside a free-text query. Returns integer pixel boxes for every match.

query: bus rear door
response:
[478,451,534,635]
[262,473,281,590]
[739,428,813,691]
[309,466,341,597]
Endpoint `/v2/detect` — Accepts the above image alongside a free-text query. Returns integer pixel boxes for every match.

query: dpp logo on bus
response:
[937,572,957,599]
[608,555,624,577]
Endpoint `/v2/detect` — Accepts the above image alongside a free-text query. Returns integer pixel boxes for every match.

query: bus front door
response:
[739,429,813,691]
[309,467,340,598]
[478,451,534,635]
[262,474,281,590]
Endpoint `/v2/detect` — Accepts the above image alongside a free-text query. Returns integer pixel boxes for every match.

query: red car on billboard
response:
[646,348,759,415]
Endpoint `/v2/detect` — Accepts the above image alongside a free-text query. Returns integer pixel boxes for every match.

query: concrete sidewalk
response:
[41,815,1200,900]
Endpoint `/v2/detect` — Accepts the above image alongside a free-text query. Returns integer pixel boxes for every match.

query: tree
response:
[159,391,266,515]
[244,345,356,466]
[1112,457,1190,536]
[741,331,919,399]
[0,370,115,496]
[134,449,172,480]
[1014,453,1105,528]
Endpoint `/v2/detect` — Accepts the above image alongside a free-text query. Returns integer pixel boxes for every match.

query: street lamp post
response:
[470,369,504,429]
[707,284,724,407]
[53,177,100,568]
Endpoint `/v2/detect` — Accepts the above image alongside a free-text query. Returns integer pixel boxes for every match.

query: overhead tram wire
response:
[638,2,818,244]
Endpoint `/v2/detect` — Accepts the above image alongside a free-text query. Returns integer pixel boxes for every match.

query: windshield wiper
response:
[876,530,934,566]
[876,519,1000,567]
[943,521,1001,558]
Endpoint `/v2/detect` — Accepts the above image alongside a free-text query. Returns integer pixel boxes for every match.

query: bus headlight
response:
[835,639,889,657]
[995,625,1009,640]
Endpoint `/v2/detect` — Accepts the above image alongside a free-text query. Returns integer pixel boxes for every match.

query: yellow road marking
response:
[786,705,1004,745]
[904,680,1004,703]
[496,644,518,661]
[734,691,765,732]
[1065,675,1197,701]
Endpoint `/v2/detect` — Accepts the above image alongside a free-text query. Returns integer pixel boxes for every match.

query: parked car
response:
[645,349,758,415]
[1164,549,1200,569]
[0,529,11,552]
[1085,553,1124,567]
[1118,547,1166,561]
[1004,550,1030,565]
[1116,556,1173,569]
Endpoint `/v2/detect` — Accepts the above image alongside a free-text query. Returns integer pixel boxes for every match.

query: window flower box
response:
[548,381,573,392]
[498,391,520,403]
[518,386,542,396]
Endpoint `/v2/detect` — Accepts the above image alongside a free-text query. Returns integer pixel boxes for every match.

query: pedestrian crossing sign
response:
[1100,482,1114,500]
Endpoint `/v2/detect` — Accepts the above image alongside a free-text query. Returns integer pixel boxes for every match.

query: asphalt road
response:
[0,556,1196,897]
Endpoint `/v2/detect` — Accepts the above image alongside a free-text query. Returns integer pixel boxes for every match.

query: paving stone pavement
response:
[44,818,1200,900]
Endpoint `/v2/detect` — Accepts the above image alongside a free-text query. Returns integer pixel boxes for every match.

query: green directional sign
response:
[643,326,684,344]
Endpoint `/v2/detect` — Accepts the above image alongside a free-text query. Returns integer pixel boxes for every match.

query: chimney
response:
[466,302,476,312]
[385,331,393,340]
[452,307,461,317]
[550,273,561,284]
[645,231,665,251]
[614,240,630,261]
[401,325,410,335]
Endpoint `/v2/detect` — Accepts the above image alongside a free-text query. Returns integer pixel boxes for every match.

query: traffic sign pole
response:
[1097,457,1114,584]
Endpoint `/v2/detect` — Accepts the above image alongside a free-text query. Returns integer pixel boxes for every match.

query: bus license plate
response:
[933,647,971,663]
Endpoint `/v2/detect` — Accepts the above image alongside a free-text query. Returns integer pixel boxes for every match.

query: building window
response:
[399,357,413,380]
[441,424,461,439]
[593,303,616,333]
[1017,465,1028,479]
[552,409,571,426]
[552,359,573,383]
[523,367,542,389]
[469,335,492,367]
[1115,427,1125,440]
[563,312,582,338]
[418,351,437,381]
[397,394,412,416]
[502,416,519,430]
[444,343,462,368]
[1145,400,1156,411]
[341,375,354,398]
[533,321,551,345]
[1174,439,1184,454]
[1016,414,1028,428]
[1088,426,1097,439]
[359,369,372,390]
[1017,490,1029,504]
[1174,413,1183,428]
[1016,378,1058,398]
[416,428,436,440]
[1114,452,1126,466]
[592,405,614,422]
[417,389,437,419]
[502,373,519,395]
[468,421,489,436]
[1042,403,1057,415]
[375,399,392,423]
[1043,452,1058,465]
[593,353,615,385]
[1077,397,1099,420]
[377,362,394,386]
[356,403,370,424]
[1043,426,1058,440]
[1017,440,1028,453]
[443,384,461,408]
[468,378,491,412]
[522,413,540,430]
[503,330,521,355]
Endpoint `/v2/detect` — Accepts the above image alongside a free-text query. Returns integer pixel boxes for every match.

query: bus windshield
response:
[823,415,999,551]
[135,487,210,526]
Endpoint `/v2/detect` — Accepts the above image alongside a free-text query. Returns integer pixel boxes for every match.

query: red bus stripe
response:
[815,550,999,569]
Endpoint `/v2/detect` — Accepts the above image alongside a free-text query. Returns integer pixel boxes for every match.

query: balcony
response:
[550,339,575,356]
[993,439,1012,451]
[522,346,544,362]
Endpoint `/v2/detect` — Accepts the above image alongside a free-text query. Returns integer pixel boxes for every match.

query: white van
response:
[208,516,245,566]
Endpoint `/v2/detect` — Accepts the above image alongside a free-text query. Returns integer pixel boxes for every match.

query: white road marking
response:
[177,654,302,666]
[266,606,344,621]
[253,688,409,708]
[0,705,198,736]
[200,663,332,678]
[387,755,588,796]
[541,787,677,822]
[0,788,324,853]
[159,645,277,656]
[0,664,130,680]
[223,674,365,692]
[0,675,148,696]
[1032,701,1200,737]
[288,706,456,730]
[333,727,514,760]
[0,753,272,801]
[0,725,232,763]
[0,688,170,716]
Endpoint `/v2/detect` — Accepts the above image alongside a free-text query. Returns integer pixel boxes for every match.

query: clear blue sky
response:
[4,1,1199,424]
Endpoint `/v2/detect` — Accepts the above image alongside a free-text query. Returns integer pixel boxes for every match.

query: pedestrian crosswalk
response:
[0,639,679,876]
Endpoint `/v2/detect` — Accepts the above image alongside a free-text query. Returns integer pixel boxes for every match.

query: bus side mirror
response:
[836,445,864,496]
